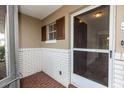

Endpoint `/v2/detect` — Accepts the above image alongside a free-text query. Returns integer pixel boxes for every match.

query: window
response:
[47,22,56,40]
[41,16,65,42]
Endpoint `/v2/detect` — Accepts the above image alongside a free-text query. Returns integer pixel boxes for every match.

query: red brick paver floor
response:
[68,84,77,88]
[20,71,65,88]
[20,71,77,88]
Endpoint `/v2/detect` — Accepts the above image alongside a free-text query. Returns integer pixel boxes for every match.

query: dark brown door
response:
[73,17,87,75]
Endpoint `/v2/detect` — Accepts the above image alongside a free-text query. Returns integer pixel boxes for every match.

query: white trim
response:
[70,5,116,88]
[14,5,20,88]
[73,48,109,53]
[72,74,106,88]
[45,40,57,43]
[71,5,101,17]
[108,5,116,88]
[70,9,74,88]
[46,22,56,40]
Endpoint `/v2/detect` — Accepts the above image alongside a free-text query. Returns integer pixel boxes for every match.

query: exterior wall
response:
[113,6,124,87]
[19,5,124,51]
[116,6,124,53]
[41,5,87,49]
[18,6,124,51]
[19,13,41,48]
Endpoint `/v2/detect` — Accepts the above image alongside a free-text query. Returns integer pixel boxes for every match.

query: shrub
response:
[0,46,5,62]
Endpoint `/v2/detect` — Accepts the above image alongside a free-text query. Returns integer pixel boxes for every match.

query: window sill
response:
[45,40,57,43]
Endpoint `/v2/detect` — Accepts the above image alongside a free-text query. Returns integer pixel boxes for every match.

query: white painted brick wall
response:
[18,48,70,87]
[113,53,124,88]
[41,48,70,87]
[18,48,42,78]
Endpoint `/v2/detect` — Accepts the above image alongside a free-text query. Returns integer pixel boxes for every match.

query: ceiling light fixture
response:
[79,20,83,23]
[95,12,102,18]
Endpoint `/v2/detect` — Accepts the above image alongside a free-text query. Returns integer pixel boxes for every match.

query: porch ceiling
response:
[19,5,63,20]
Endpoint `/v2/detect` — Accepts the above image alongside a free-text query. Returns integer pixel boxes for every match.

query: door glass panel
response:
[74,51,108,86]
[73,6,110,87]
[0,6,7,80]
[74,6,109,49]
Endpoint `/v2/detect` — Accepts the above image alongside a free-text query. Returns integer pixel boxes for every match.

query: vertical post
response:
[14,5,20,88]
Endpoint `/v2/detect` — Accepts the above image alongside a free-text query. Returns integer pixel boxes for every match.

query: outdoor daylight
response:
[0,6,6,81]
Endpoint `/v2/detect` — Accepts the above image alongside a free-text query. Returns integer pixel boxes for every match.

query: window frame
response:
[45,22,57,43]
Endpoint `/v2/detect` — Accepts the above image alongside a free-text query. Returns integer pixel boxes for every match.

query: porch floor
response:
[20,71,76,88]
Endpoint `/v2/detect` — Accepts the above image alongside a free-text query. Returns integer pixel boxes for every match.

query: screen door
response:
[71,5,114,88]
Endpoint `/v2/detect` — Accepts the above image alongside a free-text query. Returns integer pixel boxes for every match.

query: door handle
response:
[110,50,112,58]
